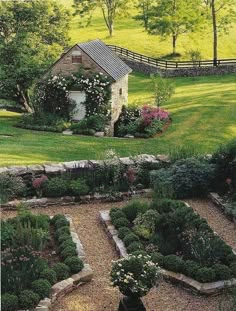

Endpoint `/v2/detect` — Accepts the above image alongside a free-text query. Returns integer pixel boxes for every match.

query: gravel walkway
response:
[1,199,235,311]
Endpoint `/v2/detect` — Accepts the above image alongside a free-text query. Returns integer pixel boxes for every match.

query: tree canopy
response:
[0,0,71,111]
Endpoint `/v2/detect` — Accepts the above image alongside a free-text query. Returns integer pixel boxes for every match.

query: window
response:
[72,51,82,64]
[119,88,122,95]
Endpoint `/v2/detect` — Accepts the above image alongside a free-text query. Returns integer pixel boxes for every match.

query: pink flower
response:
[33,175,48,189]
[226,178,232,185]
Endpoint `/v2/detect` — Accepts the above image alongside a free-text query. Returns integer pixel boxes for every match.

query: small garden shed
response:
[49,39,132,134]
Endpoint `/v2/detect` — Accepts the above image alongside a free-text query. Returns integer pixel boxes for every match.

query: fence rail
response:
[107,45,236,70]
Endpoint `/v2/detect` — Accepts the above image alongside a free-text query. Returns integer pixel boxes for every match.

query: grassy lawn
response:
[0,73,235,167]
[60,1,236,60]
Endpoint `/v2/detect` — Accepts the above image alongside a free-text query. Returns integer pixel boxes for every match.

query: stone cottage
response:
[48,39,132,135]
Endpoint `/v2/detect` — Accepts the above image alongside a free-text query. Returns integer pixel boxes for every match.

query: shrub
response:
[43,177,68,197]
[86,115,106,131]
[59,239,76,253]
[117,227,132,239]
[55,218,70,230]
[55,226,70,240]
[0,173,25,203]
[19,290,40,310]
[212,264,232,280]
[183,260,201,278]
[150,232,180,256]
[163,255,184,273]
[110,207,121,216]
[32,279,51,299]
[64,256,84,273]
[1,221,16,249]
[195,267,216,283]
[40,269,57,285]
[230,262,236,277]
[58,234,73,245]
[53,263,70,281]
[123,233,140,247]
[150,199,185,214]
[60,246,77,260]
[151,158,215,198]
[122,200,149,222]
[126,241,144,253]
[151,252,165,266]
[1,293,18,311]
[112,217,130,229]
[69,179,89,196]
[51,214,66,225]
[110,209,127,222]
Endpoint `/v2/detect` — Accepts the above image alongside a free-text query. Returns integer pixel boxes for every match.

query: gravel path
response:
[1,199,235,311]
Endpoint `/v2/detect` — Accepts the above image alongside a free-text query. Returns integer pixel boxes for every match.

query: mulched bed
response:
[2,198,235,311]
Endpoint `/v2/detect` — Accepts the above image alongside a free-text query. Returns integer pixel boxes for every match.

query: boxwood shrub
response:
[60,246,77,260]
[126,241,144,253]
[212,264,232,280]
[32,279,51,299]
[53,263,70,281]
[112,217,130,229]
[162,255,184,273]
[50,214,66,225]
[55,226,70,240]
[195,267,216,283]
[122,200,149,222]
[64,256,84,274]
[123,233,140,247]
[117,227,131,239]
[59,239,77,253]
[55,218,70,230]
[40,269,57,285]
[57,233,72,244]
[1,293,18,311]
[19,290,40,310]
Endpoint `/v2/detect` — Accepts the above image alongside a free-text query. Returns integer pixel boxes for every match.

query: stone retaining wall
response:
[209,192,236,224]
[35,216,93,311]
[99,210,236,295]
[122,58,236,77]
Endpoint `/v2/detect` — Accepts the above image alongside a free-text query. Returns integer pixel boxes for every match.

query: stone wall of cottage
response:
[50,45,107,77]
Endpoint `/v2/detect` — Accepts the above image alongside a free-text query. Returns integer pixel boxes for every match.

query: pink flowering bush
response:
[141,106,169,126]
[33,175,48,197]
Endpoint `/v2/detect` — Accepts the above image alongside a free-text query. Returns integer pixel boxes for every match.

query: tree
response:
[147,0,202,55]
[73,0,131,37]
[134,0,155,30]
[0,0,70,112]
[151,74,175,108]
[203,0,236,66]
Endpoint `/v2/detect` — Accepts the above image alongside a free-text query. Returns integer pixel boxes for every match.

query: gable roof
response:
[77,39,132,81]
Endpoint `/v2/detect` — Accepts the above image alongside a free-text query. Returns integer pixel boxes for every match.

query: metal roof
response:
[78,39,132,81]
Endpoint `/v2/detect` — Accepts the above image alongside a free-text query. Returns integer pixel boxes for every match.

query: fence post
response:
[165,61,167,69]
[176,62,178,68]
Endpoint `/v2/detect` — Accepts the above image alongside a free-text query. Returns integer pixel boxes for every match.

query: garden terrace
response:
[1,198,236,311]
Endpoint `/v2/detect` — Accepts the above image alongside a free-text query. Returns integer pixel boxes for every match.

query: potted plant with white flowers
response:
[111,254,161,311]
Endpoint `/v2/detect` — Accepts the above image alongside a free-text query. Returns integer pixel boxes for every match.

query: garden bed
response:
[99,200,236,295]
[209,192,236,224]
[1,211,92,311]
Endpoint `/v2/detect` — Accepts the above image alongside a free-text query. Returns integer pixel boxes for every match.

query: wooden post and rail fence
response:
[107,45,236,70]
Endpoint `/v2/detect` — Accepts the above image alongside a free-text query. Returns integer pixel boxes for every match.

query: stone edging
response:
[34,216,93,311]
[209,192,236,224]
[1,189,153,210]
[99,210,236,295]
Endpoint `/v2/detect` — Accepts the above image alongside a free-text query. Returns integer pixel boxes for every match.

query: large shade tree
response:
[0,0,70,112]
[147,0,203,55]
[203,0,236,66]
[73,0,132,37]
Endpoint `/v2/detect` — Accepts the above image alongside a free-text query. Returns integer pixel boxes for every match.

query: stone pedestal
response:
[118,296,146,311]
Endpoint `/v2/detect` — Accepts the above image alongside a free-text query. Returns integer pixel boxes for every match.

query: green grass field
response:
[61,1,236,60]
[0,73,235,166]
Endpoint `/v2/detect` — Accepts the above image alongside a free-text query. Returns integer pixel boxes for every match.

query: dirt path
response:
[2,199,235,311]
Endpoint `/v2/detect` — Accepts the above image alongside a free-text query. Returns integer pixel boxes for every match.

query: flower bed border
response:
[209,192,236,224]
[34,216,93,311]
[99,210,236,295]
[1,189,153,211]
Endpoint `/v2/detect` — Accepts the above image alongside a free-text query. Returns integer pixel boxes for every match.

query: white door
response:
[69,91,86,121]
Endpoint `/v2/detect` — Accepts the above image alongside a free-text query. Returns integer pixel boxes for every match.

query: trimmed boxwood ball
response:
[61,246,77,260]
[1,293,18,311]
[51,214,66,225]
[40,268,57,285]
[126,241,144,253]
[123,233,140,247]
[55,226,70,240]
[53,263,70,281]
[195,267,216,283]
[32,279,51,299]
[183,260,201,278]
[230,262,236,277]
[58,233,72,244]
[110,209,127,222]
[122,200,149,222]
[59,239,76,253]
[212,264,232,280]
[110,207,121,216]
[55,218,70,229]
[163,255,184,273]
[117,227,131,239]
[112,217,129,229]
[131,250,148,257]
[64,256,84,273]
[19,290,40,310]
[151,252,164,266]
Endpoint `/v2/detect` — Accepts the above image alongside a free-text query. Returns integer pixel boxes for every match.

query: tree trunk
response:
[211,0,218,66]
[108,21,113,37]
[172,35,177,55]
[16,84,33,113]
